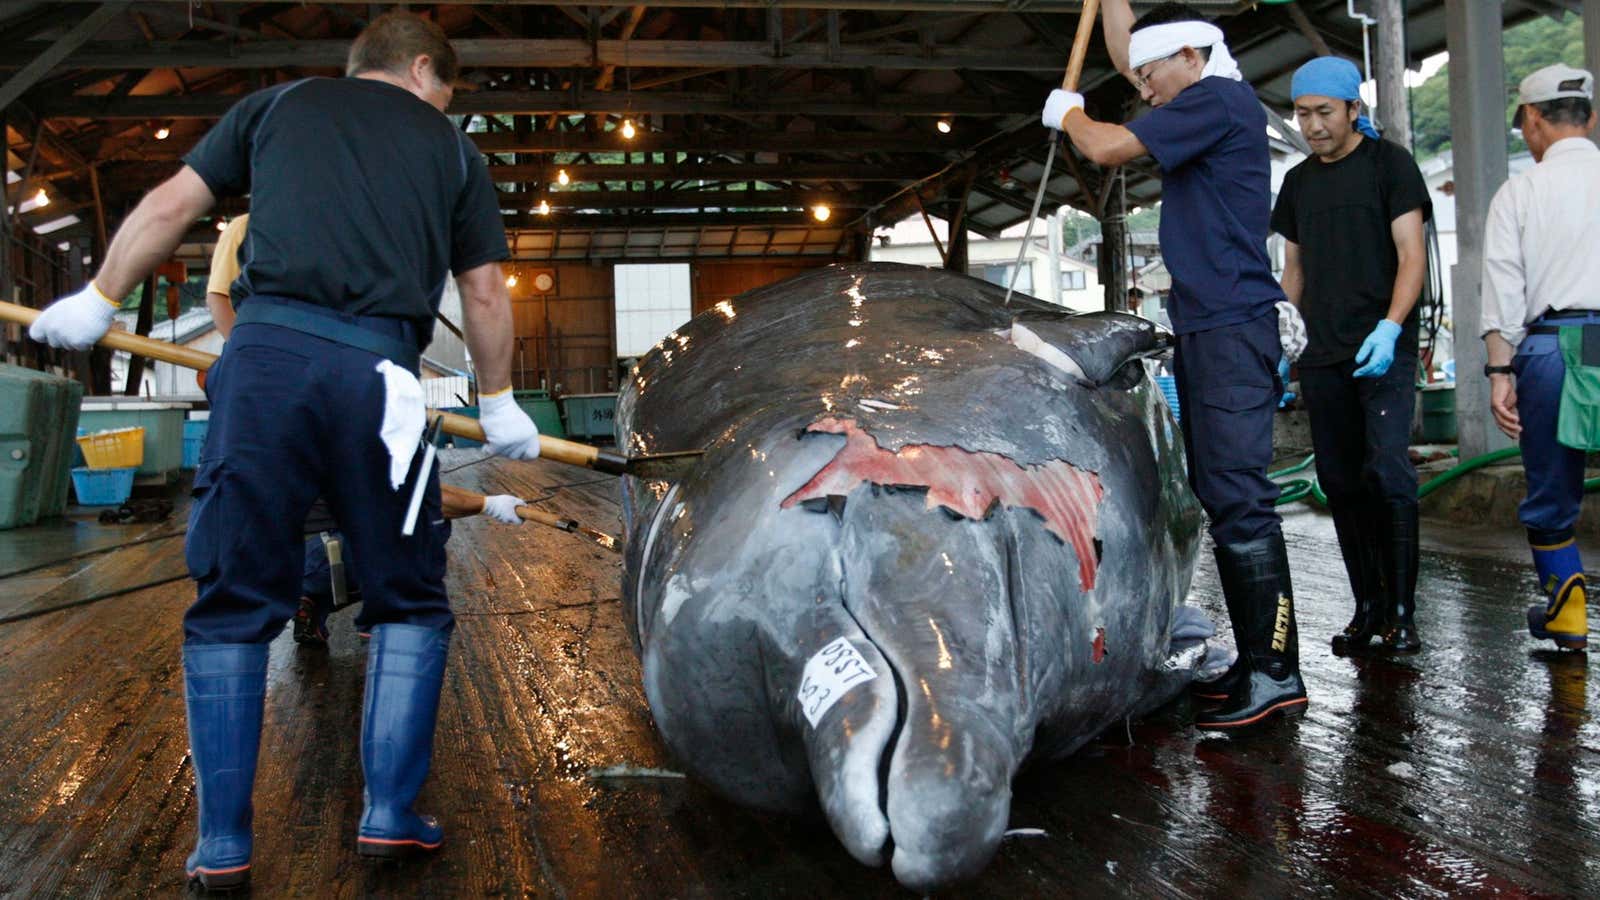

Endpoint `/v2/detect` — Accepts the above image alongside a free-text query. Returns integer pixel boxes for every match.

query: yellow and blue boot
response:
[1529,532,1588,651]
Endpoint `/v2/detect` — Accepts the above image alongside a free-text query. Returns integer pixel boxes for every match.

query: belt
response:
[234,296,421,374]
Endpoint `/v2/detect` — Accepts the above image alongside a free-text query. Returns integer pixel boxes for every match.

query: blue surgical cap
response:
[1290,57,1380,139]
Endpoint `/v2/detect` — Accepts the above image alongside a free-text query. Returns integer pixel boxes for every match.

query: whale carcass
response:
[615,262,1208,890]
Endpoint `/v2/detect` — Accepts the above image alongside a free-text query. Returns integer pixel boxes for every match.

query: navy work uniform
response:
[1048,7,1305,730]
[1120,71,1305,729]
[1483,67,1600,650]
[180,75,506,882]
[1272,134,1433,655]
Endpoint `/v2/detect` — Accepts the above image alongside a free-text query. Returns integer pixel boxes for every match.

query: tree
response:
[1409,12,1586,161]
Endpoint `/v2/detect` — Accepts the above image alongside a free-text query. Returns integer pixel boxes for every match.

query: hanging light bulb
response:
[505,272,519,288]
[33,188,48,208]
[936,118,952,134]
[557,168,570,186]
[154,126,171,140]
[812,204,831,222]
[538,198,551,215]
[621,118,636,140]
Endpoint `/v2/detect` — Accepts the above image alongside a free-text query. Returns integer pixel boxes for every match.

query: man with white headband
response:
[1272,56,1432,659]
[1041,2,1304,731]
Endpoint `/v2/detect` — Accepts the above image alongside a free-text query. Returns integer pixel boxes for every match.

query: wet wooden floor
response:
[2,452,1598,897]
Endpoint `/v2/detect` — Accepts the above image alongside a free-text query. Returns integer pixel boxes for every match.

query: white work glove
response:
[479,389,542,460]
[480,494,526,525]
[29,282,119,351]
[1042,89,1085,131]
[1276,300,1307,363]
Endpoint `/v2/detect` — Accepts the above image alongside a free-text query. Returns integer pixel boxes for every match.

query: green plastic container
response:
[77,399,190,483]
[561,393,618,441]
[1419,384,1457,444]
[0,364,84,529]
[513,389,566,439]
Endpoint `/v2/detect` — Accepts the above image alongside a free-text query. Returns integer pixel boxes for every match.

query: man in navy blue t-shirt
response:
[1041,1,1303,731]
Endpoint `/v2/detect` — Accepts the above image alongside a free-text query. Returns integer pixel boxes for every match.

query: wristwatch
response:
[1484,364,1514,376]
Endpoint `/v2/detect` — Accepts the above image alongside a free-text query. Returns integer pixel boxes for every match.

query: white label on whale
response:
[798,637,879,728]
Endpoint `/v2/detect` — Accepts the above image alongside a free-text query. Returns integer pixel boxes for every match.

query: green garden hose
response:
[1271,445,1600,507]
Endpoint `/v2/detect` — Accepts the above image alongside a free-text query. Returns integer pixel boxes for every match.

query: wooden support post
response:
[87,164,108,261]
[1445,0,1510,459]
[0,109,11,359]
[1098,168,1127,313]
[910,188,947,267]
[1374,0,1411,148]
[1586,0,1600,149]
[945,179,973,273]
[123,273,156,396]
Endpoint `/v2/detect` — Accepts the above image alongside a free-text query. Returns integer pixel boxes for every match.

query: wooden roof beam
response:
[36,88,1037,119]
[8,38,1072,73]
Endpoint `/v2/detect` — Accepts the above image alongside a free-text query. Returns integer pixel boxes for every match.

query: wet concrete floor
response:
[0,452,1597,897]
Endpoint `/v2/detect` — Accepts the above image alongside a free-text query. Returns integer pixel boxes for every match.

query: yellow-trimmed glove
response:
[29,282,119,351]
[479,389,542,460]
[480,494,526,525]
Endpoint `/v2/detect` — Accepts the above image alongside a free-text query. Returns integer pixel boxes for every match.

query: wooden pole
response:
[1061,0,1102,91]
[0,300,698,477]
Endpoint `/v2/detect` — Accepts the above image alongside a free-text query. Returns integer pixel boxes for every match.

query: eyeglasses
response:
[1133,54,1179,92]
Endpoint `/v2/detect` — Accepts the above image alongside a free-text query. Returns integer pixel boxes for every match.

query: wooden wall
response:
[506,263,616,395]
[506,258,836,395]
[691,260,830,316]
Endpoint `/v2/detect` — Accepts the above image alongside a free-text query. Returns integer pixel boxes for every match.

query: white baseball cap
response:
[1513,63,1594,127]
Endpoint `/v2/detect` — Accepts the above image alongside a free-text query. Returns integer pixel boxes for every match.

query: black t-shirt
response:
[184,77,507,327]
[1270,137,1432,366]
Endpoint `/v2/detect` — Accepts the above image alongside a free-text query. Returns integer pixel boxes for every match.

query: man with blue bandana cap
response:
[1271,56,1432,657]
[1042,1,1305,732]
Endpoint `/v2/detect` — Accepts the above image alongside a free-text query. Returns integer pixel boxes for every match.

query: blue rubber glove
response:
[1277,355,1294,409]
[1352,319,1401,378]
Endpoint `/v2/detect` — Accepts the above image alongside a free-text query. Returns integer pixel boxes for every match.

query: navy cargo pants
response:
[1172,311,1285,546]
[1514,312,1600,540]
[184,321,451,644]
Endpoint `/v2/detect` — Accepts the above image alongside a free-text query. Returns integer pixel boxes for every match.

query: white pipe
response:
[1347,0,1379,130]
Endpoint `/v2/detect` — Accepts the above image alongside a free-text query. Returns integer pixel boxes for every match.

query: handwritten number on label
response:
[798,637,879,728]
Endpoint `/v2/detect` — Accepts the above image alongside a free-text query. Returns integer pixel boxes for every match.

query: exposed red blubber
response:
[781,417,1105,590]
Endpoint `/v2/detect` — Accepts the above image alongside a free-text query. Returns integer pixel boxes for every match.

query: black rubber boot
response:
[1191,659,1244,704]
[1328,499,1385,656]
[1377,503,1422,653]
[1195,532,1308,731]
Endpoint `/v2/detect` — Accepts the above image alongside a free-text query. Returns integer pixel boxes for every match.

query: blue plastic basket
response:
[71,466,137,506]
[182,419,209,470]
[1154,374,1181,423]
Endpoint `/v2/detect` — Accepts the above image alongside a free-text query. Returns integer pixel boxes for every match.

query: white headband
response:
[1128,21,1241,82]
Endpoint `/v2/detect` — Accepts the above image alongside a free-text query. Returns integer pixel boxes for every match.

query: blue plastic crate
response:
[182,419,209,470]
[1154,374,1181,423]
[71,466,137,506]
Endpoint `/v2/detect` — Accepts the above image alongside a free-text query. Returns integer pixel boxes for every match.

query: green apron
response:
[1557,324,1600,450]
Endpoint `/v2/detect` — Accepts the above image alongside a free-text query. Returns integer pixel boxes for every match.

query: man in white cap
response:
[1041,1,1303,731]
[1482,62,1600,652]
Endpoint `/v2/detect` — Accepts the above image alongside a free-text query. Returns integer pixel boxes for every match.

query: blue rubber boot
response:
[357,624,451,857]
[182,643,269,890]
[1530,533,1588,650]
